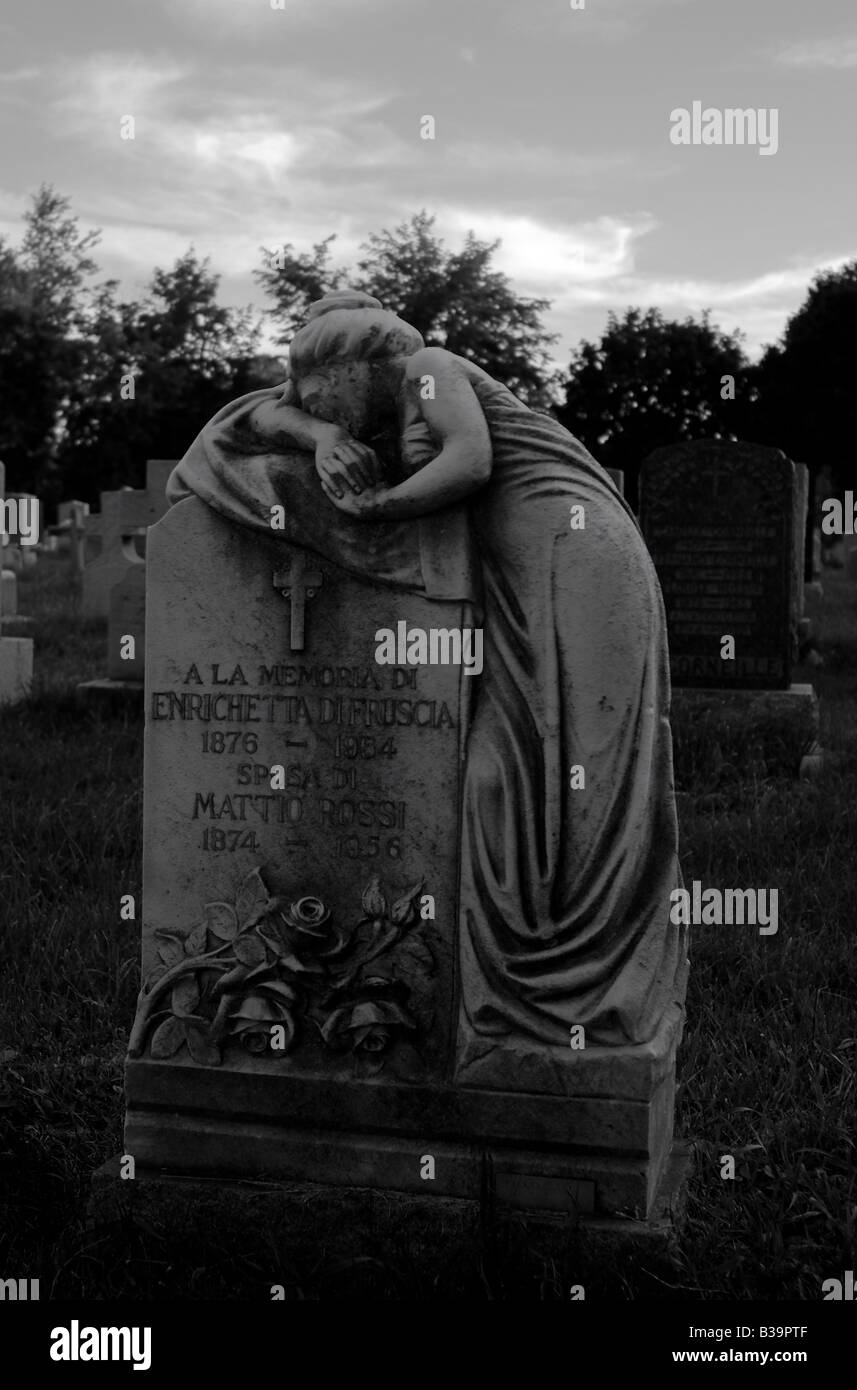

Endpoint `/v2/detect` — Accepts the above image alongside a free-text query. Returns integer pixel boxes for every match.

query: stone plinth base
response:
[671,682,818,782]
[91,1142,691,1254]
[125,1002,683,1223]
[0,636,33,704]
[76,677,144,706]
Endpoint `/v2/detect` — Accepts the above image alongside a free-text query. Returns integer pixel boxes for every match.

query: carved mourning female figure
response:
[169,289,688,1080]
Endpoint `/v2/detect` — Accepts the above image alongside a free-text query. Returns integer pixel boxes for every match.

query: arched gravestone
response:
[639,441,804,689]
[125,506,684,1221]
[640,441,818,778]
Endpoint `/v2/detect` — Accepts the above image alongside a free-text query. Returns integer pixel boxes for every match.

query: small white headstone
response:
[0,462,33,703]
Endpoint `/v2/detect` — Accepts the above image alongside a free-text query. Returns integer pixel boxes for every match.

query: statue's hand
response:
[314,433,380,499]
[320,476,390,520]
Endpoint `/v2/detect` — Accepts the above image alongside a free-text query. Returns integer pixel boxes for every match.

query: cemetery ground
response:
[1,552,855,1302]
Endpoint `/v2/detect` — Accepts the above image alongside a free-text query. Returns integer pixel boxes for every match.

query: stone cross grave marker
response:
[82,481,169,620]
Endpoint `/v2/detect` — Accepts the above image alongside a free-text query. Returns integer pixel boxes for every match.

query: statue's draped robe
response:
[168,379,687,1070]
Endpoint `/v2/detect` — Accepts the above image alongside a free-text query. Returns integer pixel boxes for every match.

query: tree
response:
[754,262,857,492]
[0,185,102,495]
[57,250,270,499]
[557,308,755,505]
[256,211,559,406]
[254,234,341,341]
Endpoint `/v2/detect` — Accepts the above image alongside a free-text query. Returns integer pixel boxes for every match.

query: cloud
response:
[578,254,856,355]
[774,34,857,69]
[502,0,698,43]
[441,209,656,291]
[630,258,852,312]
[160,0,412,34]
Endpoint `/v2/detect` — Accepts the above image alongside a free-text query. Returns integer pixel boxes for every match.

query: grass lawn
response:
[1,551,855,1299]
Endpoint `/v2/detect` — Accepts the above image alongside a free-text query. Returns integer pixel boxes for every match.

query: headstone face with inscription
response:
[640,441,797,690]
[126,498,467,1170]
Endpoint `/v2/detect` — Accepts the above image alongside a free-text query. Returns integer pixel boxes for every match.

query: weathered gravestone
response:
[107,552,146,682]
[78,465,176,700]
[119,291,688,1230]
[125,500,473,1192]
[1,569,16,618]
[124,498,683,1221]
[48,500,90,568]
[640,441,818,776]
[81,462,172,619]
[81,491,155,619]
[0,463,33,703]
[145,459,177,503]
[68,501,91,574]
[2,492,40,574]
[58,499,89,527]
[82,511,102,567]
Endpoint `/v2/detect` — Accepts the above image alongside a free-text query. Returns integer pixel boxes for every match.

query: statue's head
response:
[288,290,423,439]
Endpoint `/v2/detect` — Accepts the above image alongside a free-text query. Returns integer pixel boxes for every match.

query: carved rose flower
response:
[281,896,344,957]
[319,999,416,1055]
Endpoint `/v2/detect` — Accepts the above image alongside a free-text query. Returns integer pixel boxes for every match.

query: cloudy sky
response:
[1,0,855,365]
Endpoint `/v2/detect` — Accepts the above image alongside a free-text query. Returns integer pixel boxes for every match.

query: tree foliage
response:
[753,262,857,491]
[256,211,560,406]
[557,307,755,503]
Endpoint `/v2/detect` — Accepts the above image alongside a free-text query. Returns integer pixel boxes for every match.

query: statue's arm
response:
[248,382,375,495]
[249,381,346,455]
[373,349,493,520]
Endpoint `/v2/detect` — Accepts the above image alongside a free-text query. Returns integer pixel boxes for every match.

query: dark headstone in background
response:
[640,440,797,690]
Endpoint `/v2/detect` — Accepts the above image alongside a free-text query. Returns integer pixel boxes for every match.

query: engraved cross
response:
[272,552,323,651]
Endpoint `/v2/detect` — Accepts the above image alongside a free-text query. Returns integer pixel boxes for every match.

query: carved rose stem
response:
[127,945,233,1057]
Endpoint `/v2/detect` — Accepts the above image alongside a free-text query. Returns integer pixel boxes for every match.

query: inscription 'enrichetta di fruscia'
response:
[151,663,457,729]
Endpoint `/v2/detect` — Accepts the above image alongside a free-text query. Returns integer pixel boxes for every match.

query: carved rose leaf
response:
[241,960,278,986]
[204,902,239,940]
[235,867,271,930]
[185,1025,222,1067]
[390,881,424,927]
[157,937,185,967]
[278,951,324,977]
[171,976,200,1017]
[233,935,267,968]
[185,922,208,956]
[392,932,435,981]
[149,1016,187,1059]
